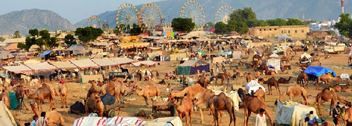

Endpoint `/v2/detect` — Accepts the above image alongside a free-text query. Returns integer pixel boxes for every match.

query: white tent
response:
[70,59,99,69]
[3,65,33,74]
[0,101,17,126]
[245,80,265,93]
[232,51,242,59]
[300,52,311,59]
[275,101,319,126]
[269,53,279,58]
[145,117,182,126]
[91,58,117,66]
[110,58,135,65]
[267,59,281,72]
[25,62,57,71]
[132,61,158,66]
[49,61,77,69]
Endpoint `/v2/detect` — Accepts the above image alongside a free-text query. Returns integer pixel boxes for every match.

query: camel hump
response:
[218,92,227,97]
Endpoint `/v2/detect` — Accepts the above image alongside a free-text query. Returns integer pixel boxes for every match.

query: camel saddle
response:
[100,93,115,105]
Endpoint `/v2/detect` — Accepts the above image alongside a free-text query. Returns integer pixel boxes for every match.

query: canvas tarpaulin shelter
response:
[170,53,187,61]
[246,80,265,93]
[3,65,32,74]
[49,61,77,69]
[132,61,158,66]
[70,59,99,69]
[3,43,19,51]
[304,66,336,77]
[110,58,135,65]
[267,59,281,71]
[40,50,53,57]
[73,116,146,126]
[0,51,14,59]
[269,53,279,58]
[26,62,57,71]
[212,57,226,64]
[198,49,206,55]
[145,117,182,126]
[232,51,242,59]
[178,60,209,75]
[67,44,86,54]
[0,101,17,126]
[275,101,319,126]
[91,58,117,66]
[300,52,311,59]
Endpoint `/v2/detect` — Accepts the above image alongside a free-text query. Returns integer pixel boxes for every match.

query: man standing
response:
[333,105,341,125]
[216,62,219,74]
[256,108,267,126]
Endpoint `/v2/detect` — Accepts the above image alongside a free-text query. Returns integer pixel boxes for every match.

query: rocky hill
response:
[75,0,345,29]
[0,9,75,36]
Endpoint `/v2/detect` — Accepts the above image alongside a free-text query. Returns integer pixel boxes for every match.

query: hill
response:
[0,9,75,36]
[75,0,345,29]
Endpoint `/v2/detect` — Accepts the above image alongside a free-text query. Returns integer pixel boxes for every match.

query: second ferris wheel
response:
[180,0,206,30]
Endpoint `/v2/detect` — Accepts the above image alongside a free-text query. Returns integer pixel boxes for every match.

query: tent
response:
[70,59,99,69]
[145,117,182,126]
[212,57,226,64]
[67,44,86,54]
[0,51,14,59]
[170,53,187,61]
[178,60,209,75]
[269,53,279,58]
[300,52,311,59]
[110,58,135,65]
[3,65,33,74]
[91,58,117,66]
[0,101,17,126]
[3,43,19,51]
[49,61,77,69]
[304,66,336,77]
[29,44,39,52]
[232,51,242,59]
[276,33,292,41]
[245,80,265,93]
[267,59,281,71]
[26,62,57,71]
[73,116,146,126]
[275,101,319,126]
[132,61,158,66]
[40,50,53,57]
[198,49,206,56]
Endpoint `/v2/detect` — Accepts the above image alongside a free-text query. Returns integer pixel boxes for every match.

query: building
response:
[249,25,310,40]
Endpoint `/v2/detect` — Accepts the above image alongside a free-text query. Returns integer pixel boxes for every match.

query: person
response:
[216,62,219,74]
[256,108,267,126]
[31,115,38,126]
[333,105,341,125]
[25,123,31,126]
[36,112,48,126]
[166,83,171,93]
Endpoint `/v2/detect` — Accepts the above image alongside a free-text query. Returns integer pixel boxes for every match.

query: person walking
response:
[255,108,267,126]
[36,112,48,126]
[333,105,341,125]
[31,115,38,126]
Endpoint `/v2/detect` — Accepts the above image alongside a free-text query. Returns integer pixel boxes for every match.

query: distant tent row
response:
[177,60,210,75]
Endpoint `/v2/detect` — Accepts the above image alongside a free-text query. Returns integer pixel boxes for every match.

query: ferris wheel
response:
[139,3,163,29]
[87,15,102,28]
[180,0,206,29]
[215,5,234,24]
[116,3,139,32]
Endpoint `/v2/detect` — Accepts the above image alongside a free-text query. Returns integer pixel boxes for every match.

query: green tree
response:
[286,18,304,25]
[229,7,257,27]
[235,22,249,34]
[205,22,215,28]
[64,34,76,46]
[46,37,58,48]
[130,24,142,36]
[0,37,5,42]
[29,29,39,36]
[226,20,237,32]
[17,43,27,50]
[328,30,336,36]
[335,13,352,37]
[23,36,36,51]
[215,22,227,34]
[75,27,103,43]
[114,26,121,34]
[171,18,195,32]
[13,31,21,38]
[266,18,287,26]
[255,20,269,26]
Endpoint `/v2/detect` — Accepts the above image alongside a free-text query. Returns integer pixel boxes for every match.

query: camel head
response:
[191,97,199,105]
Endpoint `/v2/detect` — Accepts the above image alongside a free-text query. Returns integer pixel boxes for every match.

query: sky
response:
[0,0,163,24]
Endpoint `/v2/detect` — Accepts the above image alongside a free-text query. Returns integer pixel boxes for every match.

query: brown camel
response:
[296,72,308,88]
[170,94,193,126]
[253,87,266,102]
[215,72,231,85]
[0,86,10,109]
[170,84,206,99]
[333,84,349,92]
[252,60,260,68]
[277,76,292,84]
[197,74,209,89]
[281,55,294,63]
[192,89,217,124]
[86,80,101,100]
[301,95,316,105]
[257,64,269,75]
[58,83,68,108]
[100,76,129,103]
[316,88,348,115]
[344,106,352,125]
[315,74,341,90]
[207,92,236,126]
[243,96,274,126]
[30,105,65,125]
[275,84,308,105]
[85,92,104,117]
[14,84,26,109]
[264,77,280,95]
[25,83,56,111]
[133,84,160,106]
[252,54,262,61]
[246,73,254,83]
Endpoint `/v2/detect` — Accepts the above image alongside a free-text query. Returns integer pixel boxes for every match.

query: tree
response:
[17,43,27,50]
[266,18,287,26]
[255,20,269,26]
[0,37,5,42]
[65,34,76,46]
[114,26,121,35]
[286,18,304,25]
[46,37,58,48]
[13,31,21,38]
[130,24,142,36]
[328,30,336,36]
[205,22,215,28]
[235,22,249,34]
[29,29,39,36]
[215,22,227,34]
[22,36,36,51]
[171,18,195,32]
[75,27,103,43]
[229,7,257,27]
[226,20,237,32]
[35,38,45,50]
[335,13,352,37]
[39,30,50,41]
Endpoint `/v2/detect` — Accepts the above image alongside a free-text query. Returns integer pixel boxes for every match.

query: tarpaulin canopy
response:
[179,60,208,67]
[110,58,135,65]
[70,59,99,69]
[49,61,77,69]
[212,57,227,64]
[0,51,14,59]
[304,66,336,77]
[132,61,158,66]
[91,58,117,66]
[0,101,17,126]
[198,49,206,55]
[269,53,279,58]
[73,116,146,126]
[120,43,134,49]
[246,80,265,93]
[267,59,281,71]
[178,60,209,75]
[275,101,319,126]
[232,51,242,59]
[40,50,53,57]
[3,43,19,51]
[300,52,311,59]
[3,65,32,74]
[25,62,57,71]
[67,44,86,54]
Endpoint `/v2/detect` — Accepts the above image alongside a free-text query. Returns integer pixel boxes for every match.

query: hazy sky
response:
[0,0,163,23]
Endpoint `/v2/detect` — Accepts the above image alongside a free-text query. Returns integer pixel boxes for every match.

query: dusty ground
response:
[13,48,352,126]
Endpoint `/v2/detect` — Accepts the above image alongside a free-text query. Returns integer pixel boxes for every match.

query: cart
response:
[282,64,291,70]
[103,96,125,117]
[151,101,175,118]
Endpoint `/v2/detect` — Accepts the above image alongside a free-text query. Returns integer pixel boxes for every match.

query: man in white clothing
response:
[256,108,267,126]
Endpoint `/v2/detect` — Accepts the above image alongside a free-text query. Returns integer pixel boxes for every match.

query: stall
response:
[177,60,209,75]
[91,58,118,67]
[275,101,320,126]
[67,44,86,55]
[245,80,265,93]
[110,58,135,65]
[2,65,33,74]
[25,62,57,72]
[70,59,100,69]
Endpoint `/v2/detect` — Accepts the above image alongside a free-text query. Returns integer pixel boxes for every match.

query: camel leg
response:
[214,109,219,126]
[65,95,68,108]
[219,110,223,124]
[316,78,320,90]
[265,108,274,126]
[245,108,251,126]
[327,80,330,88]
[330,99,335,116]
[185,113,189,126]
[199,107,204,124]
[317,94,322,115]
[61,95,64,108]
[277,86,281,95]
[189,111,192,126]
[144,97,149,106]
[49,98,52,111]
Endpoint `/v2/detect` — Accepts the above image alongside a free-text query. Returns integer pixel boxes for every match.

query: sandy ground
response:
[12,48,352,126]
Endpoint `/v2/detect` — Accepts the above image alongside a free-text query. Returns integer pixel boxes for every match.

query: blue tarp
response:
[304,66,336,77]
[40,50,53,57]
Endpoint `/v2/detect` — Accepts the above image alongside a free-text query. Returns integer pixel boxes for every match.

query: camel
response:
[252,60,260,68]
[246,73,254,83]
[30,105,65,126]
[345,106,352,125]
[257,64,269,75]
[315,74,341,90]
[207,92,236,126]
[0,86,10,109]
[100,76,129,103]
[242,96,274,126]
[86,80,101,100]
[14,84,26,109]
[301,95,316,105]
[169,84,206,99]
[316,88,348,115]
[264,77,280,95]
[197,74,209,89]
[192,89,216,124]
[333,84,349,92]
[297,72,308,88]
[133,84,160,106]
[25,83,56,111]
[276,84,308,105]
[253,87,266,102]
[170,94,193,126]
[85,92,104,117]
[58,83,68,108]
[281,55,294,63]
[215,72,231,85]
[252,54,262,61]
[277,76,292,84]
